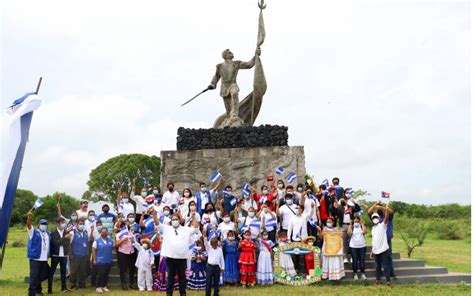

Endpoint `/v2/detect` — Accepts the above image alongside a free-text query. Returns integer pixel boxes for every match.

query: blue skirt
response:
[187,261,206,290]
[223,252,239,283]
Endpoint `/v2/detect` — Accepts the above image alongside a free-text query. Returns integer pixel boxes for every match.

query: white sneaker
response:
[102,287,110,292]
[96,287,104,293]
[344,258,349,263]
[139,289,145,292]
[147,289,153,292]
[354,274,359,280]
[361,273,367,280]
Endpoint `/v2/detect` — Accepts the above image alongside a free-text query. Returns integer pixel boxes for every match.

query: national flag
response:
[117,226,131,239]
[265,217,277,229]
[210,171,223,183]
[207,230,220,241]
[230,197,237,207]
[307,193,318,201]
[144,216,154,228]
[188,242,196,251]
[242,183,251,197]
[381,191,391,198]
[259,195,267,205]
[287,172,297,184]
[275,167,284,175]
[0,91,42,251]
[309,217,317,227]
[32,199,44,210]
[249,219,262,228]
[321,179,329,187]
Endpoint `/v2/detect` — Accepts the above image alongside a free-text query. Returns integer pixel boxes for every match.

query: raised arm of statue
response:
[209,65,221,89]
[238,48,261,69]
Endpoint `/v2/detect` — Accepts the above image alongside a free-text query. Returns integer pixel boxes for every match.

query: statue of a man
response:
[208,47,261,127]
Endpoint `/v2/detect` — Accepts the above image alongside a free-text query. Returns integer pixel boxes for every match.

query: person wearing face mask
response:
[332,177,344,201]
[369,206,392,286]
[85,210,97,235]
[179,188,196,217]
[48,217,72,293]
[117,190,136,222]
[97,204,117,235]
[242,191,258,212]
[317,184,331,227]
[301,188,321,245]
[319,217,345,280]
[91,227,114,293]
[284,185,299,206]
[337,195,361,263]
[26,211,50,296]
[238,230,257,287]
[222,231,239,284]
[347,217,367,280]
[276,193,298,232]
[276,231,296,277]
[294,183,305,200]
[237,207,260,240]
[201,203,221,226]
[131,238,154,291]
[217,212,236,241]
[157,213,200,296]
[287,205,311,275]
[89,221,104,287]
[220,185,238,213]
[253,185,275,211]
[273,180,286,204]
[196,180,223,216]
[256,230,274,285]
[131,184,150,222]
[230,200,247,230]
[115,215,138,290]
[76,200,89,220]
[187,239,208,290]
[56,202,79,231]
[162,181,180,209]
[185,201,201,226]
[257,201,277,243]
[69,218,94,290]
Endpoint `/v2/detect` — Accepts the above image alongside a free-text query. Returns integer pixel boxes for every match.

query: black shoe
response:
[60,288,70,293]
[121,284,129,290]
[129,283,138,290]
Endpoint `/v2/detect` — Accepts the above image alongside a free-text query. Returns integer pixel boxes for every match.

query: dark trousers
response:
[307,222,318,245]
[166,257,187,296]
[135,213,142,224]
[374,250,391,283]
[96,264,112,288]
[388,239,395,276]
[153,254,161,274]
[48,256,68,292]
[350,247,366,274]
[70,255,88,288]
[291,253,307,275]
[117,252,136,285]
[90,262,97,286]
[29,259,49,296]
[206,264,220,296]
[268,229,276,243]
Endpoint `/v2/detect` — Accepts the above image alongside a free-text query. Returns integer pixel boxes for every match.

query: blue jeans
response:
[387,239,395,276]
[206,264,220,296]
[374,250,391,283]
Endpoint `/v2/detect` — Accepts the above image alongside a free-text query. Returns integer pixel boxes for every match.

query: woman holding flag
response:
[115,216,138,290]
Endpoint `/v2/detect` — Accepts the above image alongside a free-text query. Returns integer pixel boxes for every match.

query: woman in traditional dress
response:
[319,217,345,280]
[256,230,274,285]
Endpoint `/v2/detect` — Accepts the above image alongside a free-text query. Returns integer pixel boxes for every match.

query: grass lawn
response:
[0,226,470,295]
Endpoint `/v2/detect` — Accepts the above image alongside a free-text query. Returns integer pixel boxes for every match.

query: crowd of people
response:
[26,176,395,296]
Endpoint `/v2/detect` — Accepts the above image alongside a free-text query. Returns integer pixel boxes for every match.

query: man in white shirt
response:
[302,191,320,243]
[26,211,50,296]
[158,212,199,295]
[131,185,149,222]
[117,191,135,219]
[370,208,391,285]
[162,181,180,209]
[276,193,298,232]
[287,205,309,275]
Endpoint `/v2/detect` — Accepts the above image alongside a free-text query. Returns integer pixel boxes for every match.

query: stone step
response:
[345,258,425,270]
[343,273,471,284]
[344,266,448,277]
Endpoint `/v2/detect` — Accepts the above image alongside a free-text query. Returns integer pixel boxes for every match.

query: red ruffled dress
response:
[238,239,257,285]
[305,252,315,274]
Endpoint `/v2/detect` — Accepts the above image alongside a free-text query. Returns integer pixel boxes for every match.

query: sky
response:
[1,0,470,205]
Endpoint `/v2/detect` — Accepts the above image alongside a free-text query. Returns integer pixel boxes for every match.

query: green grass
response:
[0,226,470,295]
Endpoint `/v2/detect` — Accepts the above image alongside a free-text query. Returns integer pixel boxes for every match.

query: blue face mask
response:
[77,225,85,231]
[163,210,170,216]
[153,190,159,195]
[172,220,180,228]
[39,225,48,232]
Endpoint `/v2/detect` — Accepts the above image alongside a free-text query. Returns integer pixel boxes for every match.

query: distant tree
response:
[352,189,369,200]
[84,154,160,203]
[11,189,38,225]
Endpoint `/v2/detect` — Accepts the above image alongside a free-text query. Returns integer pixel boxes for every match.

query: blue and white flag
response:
[209,171,223,183]
[117,226,131,239]
[230,197,237,207]
[242,183,251,197]
[144,216,154,228]
[249,219,262,229]
[265,217,277,230]
[307,193,318,201]
[321,179,329,187]
[286,172,297,184]
[275,167,284,175]
[0,92,41,250]
[188,242,196,251]
[32,199,44,210]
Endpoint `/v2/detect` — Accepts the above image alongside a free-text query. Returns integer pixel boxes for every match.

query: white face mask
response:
[122,198,129,203]
[172,220,180,228]
[248,212,255,217]
[277,184,284,189]
[373,218,380,225]
[184,192,190,197]
[141,192,147,197]
[201,187,207,192]
[286,199,293,205]
[262,190,269,195]
[326,223,333,228]
[190,206,196,211]
[223,217,230,223]
[196,246,202,250]
[142,244,148,249]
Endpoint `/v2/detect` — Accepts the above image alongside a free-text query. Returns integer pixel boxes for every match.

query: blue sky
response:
[1,0,470,204]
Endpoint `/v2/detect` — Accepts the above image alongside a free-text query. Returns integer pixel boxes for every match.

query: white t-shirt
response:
[131,194,147,214]
[238,216,260,239]
[28,227,49,261]
[371,223,389,254]
[201,211,221,226]
[279,204,298,230]
[162,190,180,207]
[260,212,276,232]
[217,222,235,241]
[349,225,366,248]
[242,198,258,212]
[342,206,351,224]
[288,214,308,242]
[153,203,165,217]
[303,198,319,223]
[119,202,135,219]
[159,224,198,259]
[179,197,196,218]
[85,219,96,235]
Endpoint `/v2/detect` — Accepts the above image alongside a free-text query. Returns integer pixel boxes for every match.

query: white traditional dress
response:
[256,239,274,285]
[321,227,345,280]
[278,240,296,277]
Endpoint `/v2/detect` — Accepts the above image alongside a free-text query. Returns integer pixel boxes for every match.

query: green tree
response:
[11,189,38,226]
[84,154,160,203]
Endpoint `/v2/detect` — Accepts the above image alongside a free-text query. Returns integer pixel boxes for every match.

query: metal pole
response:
[35,77,42,94]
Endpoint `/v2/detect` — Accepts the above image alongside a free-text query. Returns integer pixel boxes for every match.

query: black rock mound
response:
[177,125,288,150]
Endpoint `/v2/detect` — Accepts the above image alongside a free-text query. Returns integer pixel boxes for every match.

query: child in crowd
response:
[320,217,345,280]
[256,231,274,285]
[303,236,316,275]
[205,237,225,296]
[347,216,367,280]
[238,230,257,287]
[132,238,154,291]
[152,237,178,292]
[188,239,208,290]
[277,231,296,277]
[223,231,239,284]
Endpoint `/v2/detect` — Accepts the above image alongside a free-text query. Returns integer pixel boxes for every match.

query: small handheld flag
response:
[230,197,237,207]
[381,191,391,198]
[210,171,223,183]
[287,172,297,184]
[32,199,44,210]
[321,179,329,187]
[275,167,284,175]
[242,183,251,197]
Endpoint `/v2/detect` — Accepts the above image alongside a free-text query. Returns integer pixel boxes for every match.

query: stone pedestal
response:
[160,146,306,194]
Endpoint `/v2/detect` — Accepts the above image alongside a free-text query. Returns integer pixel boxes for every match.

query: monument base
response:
[160,146,306,194]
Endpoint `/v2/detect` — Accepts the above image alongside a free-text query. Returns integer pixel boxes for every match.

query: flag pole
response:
[34,77,43,95]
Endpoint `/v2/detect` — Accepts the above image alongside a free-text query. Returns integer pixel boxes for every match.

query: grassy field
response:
[0,226,470,295]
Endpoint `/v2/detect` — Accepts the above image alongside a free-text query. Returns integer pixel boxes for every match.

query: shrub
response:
[10,240,25,248]
[435,221,464,240]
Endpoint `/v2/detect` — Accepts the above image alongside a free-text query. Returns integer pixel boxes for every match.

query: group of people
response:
[26,176,396,296]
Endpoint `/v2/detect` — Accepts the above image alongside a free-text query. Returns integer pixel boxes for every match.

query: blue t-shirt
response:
[380,211,394,240]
